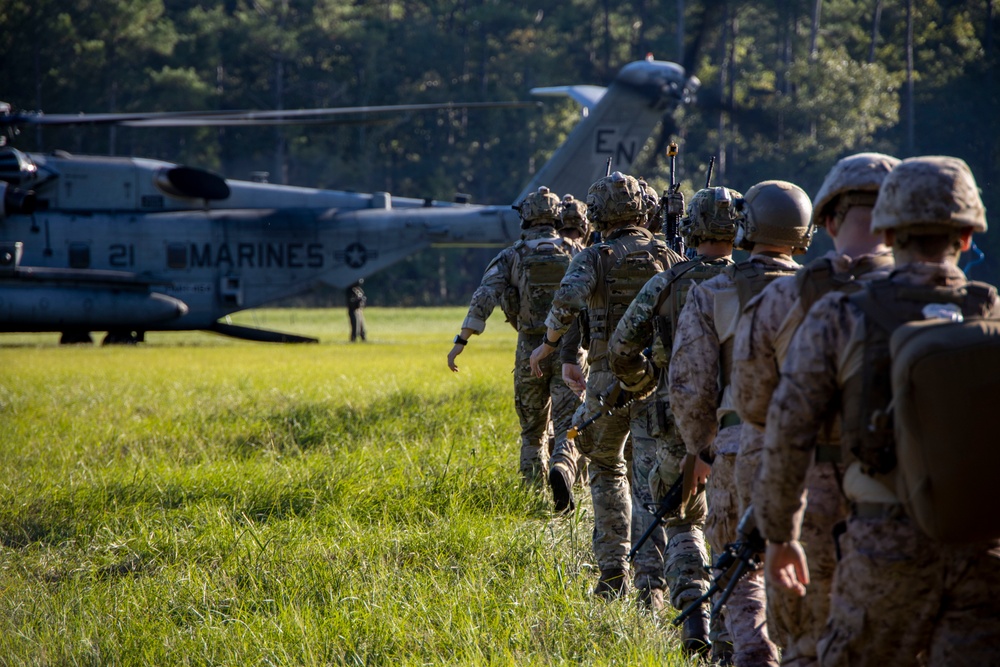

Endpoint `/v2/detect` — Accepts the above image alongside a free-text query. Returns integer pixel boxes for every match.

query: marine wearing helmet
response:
[559,194,589,239]
[736,180,813,253]
[871,156,986,254]
[514,186,561,230]
[680,186,743,247]
[586,171,647,232]
[812,152,900,232]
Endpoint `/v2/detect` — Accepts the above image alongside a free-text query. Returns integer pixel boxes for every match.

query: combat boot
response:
[549,465,575,513]
[679,604,711,657]
[711,640,734,666]
[636,586,665,613]
[594,568,629,599]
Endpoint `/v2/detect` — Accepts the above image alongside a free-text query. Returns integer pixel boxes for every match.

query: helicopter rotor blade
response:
[1,101,542,129]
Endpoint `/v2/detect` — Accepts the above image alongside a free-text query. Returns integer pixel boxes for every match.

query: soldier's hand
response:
[562,363,587,397]
[765,540,809,597]
[681,452,712,487]
[529,343,553,377]
[447,344,465,372]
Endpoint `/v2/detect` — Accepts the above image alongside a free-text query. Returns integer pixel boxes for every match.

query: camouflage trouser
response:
[513,332,582,482]
[575,368,647,573]
[765,467,846,667]
[629,401,666,593]
[709,425,779,667]
[817,513,1000,667]
[644,397,710,607]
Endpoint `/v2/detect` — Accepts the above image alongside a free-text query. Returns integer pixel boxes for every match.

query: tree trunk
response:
[906,0,915,154]
[810,0,822,60]
[868,0,883,63]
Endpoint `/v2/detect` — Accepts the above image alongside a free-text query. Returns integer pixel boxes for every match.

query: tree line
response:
[1,0,996,302]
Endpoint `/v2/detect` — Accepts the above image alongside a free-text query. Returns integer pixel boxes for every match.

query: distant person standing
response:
[347,279,367,342]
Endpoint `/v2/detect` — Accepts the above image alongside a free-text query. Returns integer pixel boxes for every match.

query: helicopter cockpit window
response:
[0,147,38,187]
[68,243,90,269]
[167,243,187,269]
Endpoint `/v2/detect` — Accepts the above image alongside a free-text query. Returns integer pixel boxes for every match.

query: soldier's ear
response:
[959,228,973,252]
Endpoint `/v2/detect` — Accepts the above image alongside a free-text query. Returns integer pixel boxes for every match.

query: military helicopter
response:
[0,57,697,344]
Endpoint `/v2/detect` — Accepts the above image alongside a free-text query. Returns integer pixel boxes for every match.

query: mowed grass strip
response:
[0,308,693,665]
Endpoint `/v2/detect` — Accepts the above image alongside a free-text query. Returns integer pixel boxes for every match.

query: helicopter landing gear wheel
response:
[60,330,94,345]
[102,330,143,345]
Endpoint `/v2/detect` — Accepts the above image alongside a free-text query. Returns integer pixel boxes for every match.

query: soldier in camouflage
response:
[758,157,1000,667]
[670,180,813,666]
[608,186,740,650]
[448,186,583,484]
[732,153,898,667]
[529,172,683,598]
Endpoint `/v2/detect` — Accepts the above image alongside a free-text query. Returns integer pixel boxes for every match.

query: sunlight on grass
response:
[0,308,694,665]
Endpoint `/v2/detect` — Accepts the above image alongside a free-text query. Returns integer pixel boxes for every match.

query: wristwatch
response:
[453,334,468,346]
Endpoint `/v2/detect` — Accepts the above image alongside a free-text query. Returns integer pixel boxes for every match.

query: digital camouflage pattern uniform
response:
[461,223,582,481]
[756,157,1000,667]
[733,250,893,666]
[670,253,801,667]
[757,262,1000,667]
[545,224,682,583]
[609,257,733,610]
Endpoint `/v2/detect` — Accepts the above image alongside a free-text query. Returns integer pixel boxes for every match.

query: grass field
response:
[0,308,694,665]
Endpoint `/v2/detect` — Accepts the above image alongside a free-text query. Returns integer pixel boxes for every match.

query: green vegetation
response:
[0,308,695,665]
[1,0,996,293]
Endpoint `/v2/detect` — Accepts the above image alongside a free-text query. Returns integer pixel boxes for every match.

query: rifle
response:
[628,474,685,561]
[662,142,686,256]
[566,380,653,440]
[673,507,766,625]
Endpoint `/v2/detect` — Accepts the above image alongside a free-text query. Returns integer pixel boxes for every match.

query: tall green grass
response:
[0,308,696,665]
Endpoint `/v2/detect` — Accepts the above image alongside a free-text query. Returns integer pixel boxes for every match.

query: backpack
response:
[850,278,1000,543]
[651,257,734,367]
[589,233,669,345]
[513,237,574,334]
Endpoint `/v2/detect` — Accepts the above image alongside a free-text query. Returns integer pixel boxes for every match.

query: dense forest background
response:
[1,0,997,305]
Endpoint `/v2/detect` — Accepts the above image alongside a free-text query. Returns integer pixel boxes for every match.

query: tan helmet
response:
[559,194,589,237]
[514,186,561,229]
[586,171,646,232]
[812,152,901,230]
[680,187,743,246]
[736,180,813,253]
[871,156,987,234]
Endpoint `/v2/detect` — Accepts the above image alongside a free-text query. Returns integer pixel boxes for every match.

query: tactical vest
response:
[512,236,575,334]
[718,259,799,387]
[842,277,1000,542]
[651,257,734,367]
[796,254,895,314]
[789,253,895,462]
[588,228,670,364]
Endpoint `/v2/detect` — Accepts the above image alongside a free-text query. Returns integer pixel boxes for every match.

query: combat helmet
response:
[736,180,813,253]
[638,179,661,230]
[586,171,647,232]
[559,194,589,237]
[514,186,561,229]
[871,156,987,235]
[680,187,742,247]
[812,152,900,230]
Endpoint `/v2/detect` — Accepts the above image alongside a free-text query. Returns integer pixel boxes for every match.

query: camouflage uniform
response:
[461,223,582,481]
[546,224,681,583]
[757,262,1000,667]
[609,256,734,610]
[669,253,799,666]
[733,250,893,666]
[756,157,1000,667]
